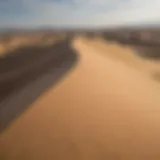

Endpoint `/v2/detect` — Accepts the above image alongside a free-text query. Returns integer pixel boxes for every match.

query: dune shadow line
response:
[0,39,79,133]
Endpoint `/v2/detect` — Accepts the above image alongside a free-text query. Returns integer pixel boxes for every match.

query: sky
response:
[0,0,160,28]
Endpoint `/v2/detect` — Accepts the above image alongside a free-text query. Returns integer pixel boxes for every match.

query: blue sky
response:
[0,0,160,28]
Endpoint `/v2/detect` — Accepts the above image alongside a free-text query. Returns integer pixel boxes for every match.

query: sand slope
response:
[1,37,160,160]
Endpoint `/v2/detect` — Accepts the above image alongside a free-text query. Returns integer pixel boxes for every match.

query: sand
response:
[1,37,160,160]
[0,35,63,57]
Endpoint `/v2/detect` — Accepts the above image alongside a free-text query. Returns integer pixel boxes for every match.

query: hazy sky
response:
[0,0,160,28]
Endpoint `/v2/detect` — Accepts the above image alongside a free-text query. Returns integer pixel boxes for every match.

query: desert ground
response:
[0,30,160,159]
[0,32,66,57]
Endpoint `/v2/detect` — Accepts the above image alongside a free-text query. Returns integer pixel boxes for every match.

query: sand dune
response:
[0,34,65,57]
[85,37,160,74]
[1,37,160,160]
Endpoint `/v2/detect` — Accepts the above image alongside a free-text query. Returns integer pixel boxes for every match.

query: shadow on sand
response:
[105,37,160,60]
[0,39,79,133]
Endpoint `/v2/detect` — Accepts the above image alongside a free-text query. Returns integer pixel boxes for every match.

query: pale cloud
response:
[0,0,160,28]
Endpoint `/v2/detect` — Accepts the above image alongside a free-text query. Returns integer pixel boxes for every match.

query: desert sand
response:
[1,37,160,160]
[0,34,65,57]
